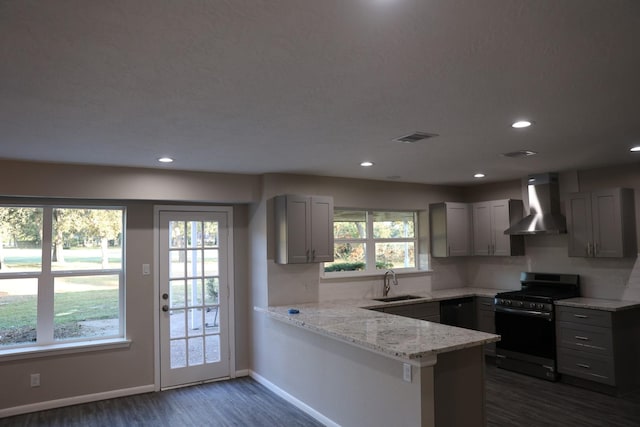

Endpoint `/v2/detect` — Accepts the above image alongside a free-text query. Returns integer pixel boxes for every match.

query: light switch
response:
[403,363,412,382]
[142,264,151,275]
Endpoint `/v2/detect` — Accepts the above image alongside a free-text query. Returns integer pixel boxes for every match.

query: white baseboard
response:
[234,369,250,377]
[0,384,155,419]
[249,370,340,427]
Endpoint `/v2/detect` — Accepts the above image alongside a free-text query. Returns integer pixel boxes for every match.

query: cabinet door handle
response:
[576,363,591,369]
[312,249,316,261]
[481,303,492,306]
[594,242,599,256]
[306,249,310,262]
[586,242,592,257]
[573,314,588,319]
[575,335,590,341]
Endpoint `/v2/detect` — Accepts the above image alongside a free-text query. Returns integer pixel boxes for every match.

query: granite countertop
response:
[258,287,503,365]
[555,297,640,312]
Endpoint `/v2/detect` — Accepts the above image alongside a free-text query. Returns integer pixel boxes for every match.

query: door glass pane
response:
[188,337,204,366]
[170,221,186,249]
[204,278,219,305]
[170,339,186,368]
[170,280,186,308]
[170,309,186,338]
[52,208,123,271]
[203,249,218,276]
[187,308,203,336]
[0,278,38,346]
[0,207,43,273]
[205,307,219,330]
[53,275,120,341]
[205,335,221,363]
[169,250,185,279]
[186,250,202,277]
[186,221,202,248]
[203,222,218,247]
[186,279,203,307]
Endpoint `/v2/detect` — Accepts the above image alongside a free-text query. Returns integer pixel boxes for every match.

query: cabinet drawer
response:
[556,306,611,328]
[475,297,495,311]
[557,322,613,357]
[557,348,615,386]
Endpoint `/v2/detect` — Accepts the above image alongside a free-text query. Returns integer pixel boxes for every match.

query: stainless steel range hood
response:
[504,173,567,235]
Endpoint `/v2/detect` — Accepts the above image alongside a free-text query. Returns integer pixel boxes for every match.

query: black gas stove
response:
[495,272,580,381]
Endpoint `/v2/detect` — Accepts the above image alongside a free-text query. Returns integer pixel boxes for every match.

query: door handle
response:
[162,305,169,312]
[575,336,589,341]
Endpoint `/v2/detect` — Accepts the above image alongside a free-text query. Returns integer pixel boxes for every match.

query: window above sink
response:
[322,209,422,277]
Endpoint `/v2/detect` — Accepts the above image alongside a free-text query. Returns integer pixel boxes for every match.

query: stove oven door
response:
[495,307,558,380]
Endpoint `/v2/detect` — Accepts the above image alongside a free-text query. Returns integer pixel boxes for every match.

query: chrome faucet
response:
[383,269,398,297]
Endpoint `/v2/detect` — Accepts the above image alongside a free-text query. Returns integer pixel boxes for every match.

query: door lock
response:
[162,305,169,312]
[162,293,169,300]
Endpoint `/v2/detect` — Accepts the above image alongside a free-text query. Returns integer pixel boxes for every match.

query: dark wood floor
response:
[3,365,640,426]
[485,363,640,427]
[1,377,324,427]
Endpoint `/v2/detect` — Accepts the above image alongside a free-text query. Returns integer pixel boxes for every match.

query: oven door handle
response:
[495,306,553,320]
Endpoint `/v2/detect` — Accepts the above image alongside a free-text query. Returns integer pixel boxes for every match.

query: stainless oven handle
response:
[495,306,553,320]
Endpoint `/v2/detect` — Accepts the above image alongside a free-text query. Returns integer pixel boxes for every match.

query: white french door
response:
[158,209,231,389]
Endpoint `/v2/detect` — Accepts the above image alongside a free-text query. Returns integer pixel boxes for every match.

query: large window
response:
[324,209,417,275]
[0,205,125,349]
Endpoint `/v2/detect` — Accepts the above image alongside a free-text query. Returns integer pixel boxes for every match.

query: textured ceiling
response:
[1,0,639,185]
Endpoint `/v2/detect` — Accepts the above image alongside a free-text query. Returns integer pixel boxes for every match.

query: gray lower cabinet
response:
[556,305,640,393]
[475,297,496,356]
[373,302,440,323]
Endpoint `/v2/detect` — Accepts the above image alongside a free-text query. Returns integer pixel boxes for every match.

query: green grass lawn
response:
[0,289,118,344]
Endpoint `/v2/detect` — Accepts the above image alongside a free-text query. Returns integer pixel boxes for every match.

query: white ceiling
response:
[1,0,639,185]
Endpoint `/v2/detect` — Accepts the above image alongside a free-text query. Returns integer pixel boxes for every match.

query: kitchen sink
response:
[373,295,422,302]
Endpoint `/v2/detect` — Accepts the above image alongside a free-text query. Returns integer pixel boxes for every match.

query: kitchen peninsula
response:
[256,292,500,427]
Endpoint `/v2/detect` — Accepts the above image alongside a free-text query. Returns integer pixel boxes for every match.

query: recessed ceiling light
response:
[630,146,640,152]
[158,157,174,163]
[512,120,532,129]
[360,161,374,167]
[474,173,486,178]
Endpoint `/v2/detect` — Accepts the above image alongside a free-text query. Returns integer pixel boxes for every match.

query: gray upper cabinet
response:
[472,200,524,256]
[274,195,334,264]
[566,188,636,258]
[429,202,471,257]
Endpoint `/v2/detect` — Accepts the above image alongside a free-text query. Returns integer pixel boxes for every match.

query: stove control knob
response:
[517,301,524,307]
[506,300,512,306]
[538,304,543,309]
[529,303,536,309]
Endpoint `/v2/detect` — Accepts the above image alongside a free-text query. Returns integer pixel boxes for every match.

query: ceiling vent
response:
[501,150,538,158]
[392,132,438,143]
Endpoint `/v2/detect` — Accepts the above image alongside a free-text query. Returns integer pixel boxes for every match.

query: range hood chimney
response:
[504,173,567,235]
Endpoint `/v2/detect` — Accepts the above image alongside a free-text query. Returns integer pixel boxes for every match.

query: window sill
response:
[0,338,131,362]
[320,268,433,283]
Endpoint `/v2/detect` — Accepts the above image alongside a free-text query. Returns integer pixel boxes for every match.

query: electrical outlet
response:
[142,264,151,275]
[403,363,412,383]
[30,373,40,388]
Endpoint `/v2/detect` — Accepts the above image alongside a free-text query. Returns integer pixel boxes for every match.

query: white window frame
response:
[323,209,419,277]
[0,203,126,357]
